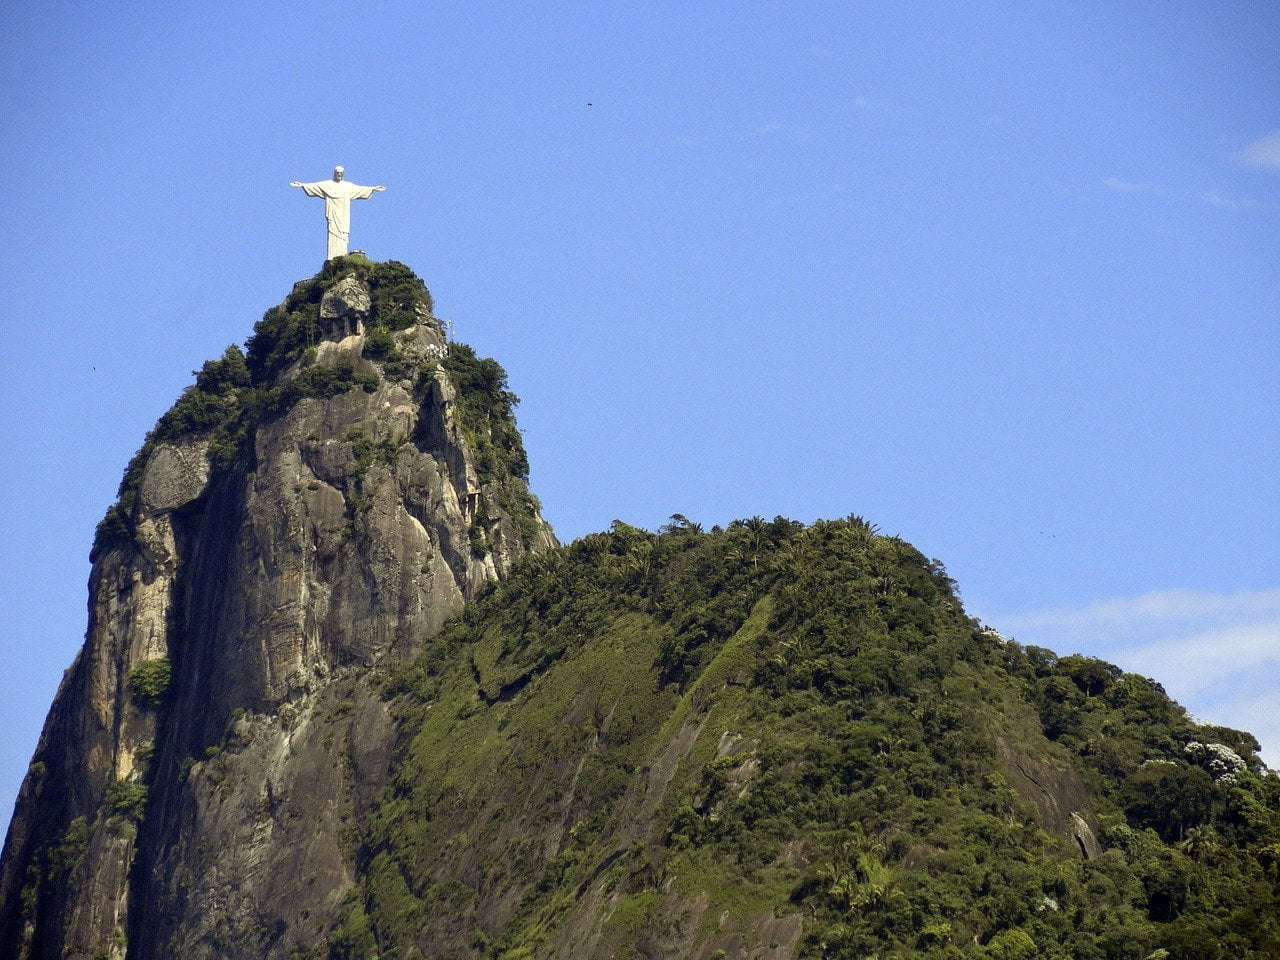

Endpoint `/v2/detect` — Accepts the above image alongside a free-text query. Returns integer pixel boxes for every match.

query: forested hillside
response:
[331,516,1280,959]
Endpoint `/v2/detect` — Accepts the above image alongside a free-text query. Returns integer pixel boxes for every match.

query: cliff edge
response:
[0,258,555,960]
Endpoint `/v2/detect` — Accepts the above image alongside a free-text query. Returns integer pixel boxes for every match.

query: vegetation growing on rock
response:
[441,341,542,545]
[246,256,432,383]
[327,517,1279,960]
[90,258,536,561]
[127,658,172,708]
[105,780,148,822]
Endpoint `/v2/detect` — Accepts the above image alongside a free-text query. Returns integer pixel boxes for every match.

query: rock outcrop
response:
[0,259,554,960]
[996,739,1102,859]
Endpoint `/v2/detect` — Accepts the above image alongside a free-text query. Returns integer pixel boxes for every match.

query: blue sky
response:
[2,1,1277,823]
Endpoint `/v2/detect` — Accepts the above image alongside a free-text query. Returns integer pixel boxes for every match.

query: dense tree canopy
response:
[324,517,1279,959]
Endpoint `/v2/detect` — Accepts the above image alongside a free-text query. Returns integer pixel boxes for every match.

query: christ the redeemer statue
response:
[290,166,386,260]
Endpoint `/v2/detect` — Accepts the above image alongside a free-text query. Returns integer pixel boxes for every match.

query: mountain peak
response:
[0,260,554,958]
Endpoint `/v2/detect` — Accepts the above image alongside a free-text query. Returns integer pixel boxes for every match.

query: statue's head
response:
[333,165,345,182]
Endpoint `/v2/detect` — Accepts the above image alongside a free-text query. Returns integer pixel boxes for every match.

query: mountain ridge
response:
[2,260,1277,960]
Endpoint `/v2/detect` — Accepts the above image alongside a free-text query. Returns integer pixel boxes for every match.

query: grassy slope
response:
[326,518,1280,960]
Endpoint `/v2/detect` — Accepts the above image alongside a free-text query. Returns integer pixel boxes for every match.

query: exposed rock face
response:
[319,275,371,340]
[997,739,1102,859]
[0,264,554,960]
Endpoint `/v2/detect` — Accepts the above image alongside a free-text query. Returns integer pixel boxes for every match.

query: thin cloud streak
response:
[1101,177,1265,211]
[1202,187,1238,209]
[997,587,1280,638]
[751,121,812,143]
[1239,130,1280,172]
[1103,176,1164,195]
[989,587,1280,759]
[1118,617,1280,698]
[853,94,890,113]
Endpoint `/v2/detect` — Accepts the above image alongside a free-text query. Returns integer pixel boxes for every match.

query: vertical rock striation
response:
[0,259,554,960]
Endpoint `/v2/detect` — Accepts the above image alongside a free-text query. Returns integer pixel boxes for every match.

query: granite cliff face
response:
[0,260,554,959]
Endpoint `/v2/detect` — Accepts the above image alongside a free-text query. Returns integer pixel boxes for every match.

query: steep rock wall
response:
[0,264,554,960]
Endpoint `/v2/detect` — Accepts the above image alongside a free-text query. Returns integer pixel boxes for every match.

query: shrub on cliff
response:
[128,658,171,707]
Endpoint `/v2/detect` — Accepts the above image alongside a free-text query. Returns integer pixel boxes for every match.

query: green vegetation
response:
[128,658,172,707]
[361,326,397,360]
[441,342,542,544]
[46,817,89,877]
[336,426,400,520]
[91,258,472,560]
[329,517,1278,960]
[441,343,528,483]
[330,893,379,960]
[245,256,432,383]
[105,779,148,822]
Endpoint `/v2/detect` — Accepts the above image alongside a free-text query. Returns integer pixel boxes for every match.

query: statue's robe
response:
[297,178,377,259]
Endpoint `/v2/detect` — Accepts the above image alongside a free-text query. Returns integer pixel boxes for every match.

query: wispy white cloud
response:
[989,588,1280,760]
[1119,617,1280,699]
[1239,130,1280,172]
[1201,186,1239,209]
[751,121,812,144]
[1102,177,1268,212]
[1102,176,1166,196]
[853,94,889,113]
[997,587,1280,638]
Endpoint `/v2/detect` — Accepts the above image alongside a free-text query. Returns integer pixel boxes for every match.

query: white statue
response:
[290,166,386,260]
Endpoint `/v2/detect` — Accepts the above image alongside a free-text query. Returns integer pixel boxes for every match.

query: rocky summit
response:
[2,259,1277,960]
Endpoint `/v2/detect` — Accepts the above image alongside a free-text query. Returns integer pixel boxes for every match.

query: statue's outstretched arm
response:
[373,185,386,191]
[289,181,304,188]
